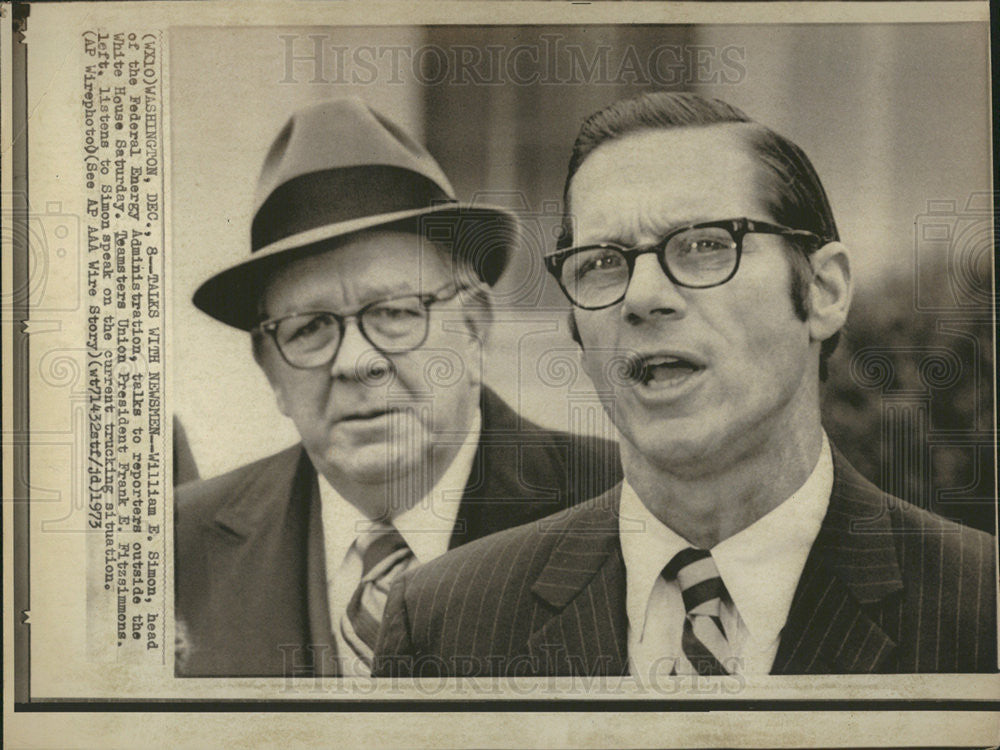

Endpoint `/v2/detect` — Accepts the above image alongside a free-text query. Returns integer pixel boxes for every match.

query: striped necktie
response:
[340,525,415,671]
[662,547,733,676]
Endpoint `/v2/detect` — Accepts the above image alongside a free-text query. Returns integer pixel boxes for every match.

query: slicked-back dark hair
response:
[560,91,841,378]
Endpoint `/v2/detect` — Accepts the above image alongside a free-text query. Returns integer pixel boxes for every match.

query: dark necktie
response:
[662,547,733,675]
[340,525,415,671]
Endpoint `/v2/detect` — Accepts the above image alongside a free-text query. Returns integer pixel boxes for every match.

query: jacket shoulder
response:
[835,448,997,667]
[891,496,996,586]
[175,444,302,525]
[832,448,995,594]
[891,497,996,669]
[831,444,994,575]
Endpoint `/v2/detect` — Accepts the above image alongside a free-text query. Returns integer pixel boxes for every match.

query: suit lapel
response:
[772,447,903,674]
[450,388,561,548]
[304,467,338,676]
[501,445,904,676]
[208,446,337,675]
[526,488,629,675]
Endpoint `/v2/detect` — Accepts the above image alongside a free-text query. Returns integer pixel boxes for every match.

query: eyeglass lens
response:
[274,296,431,368]
[560,226,739,308]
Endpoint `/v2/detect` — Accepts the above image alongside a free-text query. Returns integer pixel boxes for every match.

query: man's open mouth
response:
[628,354,704,386]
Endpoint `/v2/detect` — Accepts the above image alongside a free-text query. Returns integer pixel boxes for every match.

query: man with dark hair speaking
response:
[174,98,620,677]
[375,92,997,676]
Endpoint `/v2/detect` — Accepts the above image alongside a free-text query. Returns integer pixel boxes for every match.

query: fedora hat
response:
[193,98,517,330]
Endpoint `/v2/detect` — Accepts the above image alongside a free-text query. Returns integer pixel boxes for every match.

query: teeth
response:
[634,355,699,385]
[624,354,701,385]
[648,365,685,380]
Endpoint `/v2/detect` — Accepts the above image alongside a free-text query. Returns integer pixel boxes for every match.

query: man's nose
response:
[620,252,688,321]
[328,319,392,382]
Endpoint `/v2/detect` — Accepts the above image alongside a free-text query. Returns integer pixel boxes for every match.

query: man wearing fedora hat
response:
[174,98,621,677]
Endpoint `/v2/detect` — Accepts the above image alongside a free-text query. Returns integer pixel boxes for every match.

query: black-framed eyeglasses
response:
[544,217,825,310]
[257,283,467,369]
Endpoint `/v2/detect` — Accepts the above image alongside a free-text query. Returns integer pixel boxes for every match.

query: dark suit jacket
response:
[375,446,997,675]
[175,388,621,676]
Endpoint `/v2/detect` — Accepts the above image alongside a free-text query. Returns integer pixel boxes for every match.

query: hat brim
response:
[193,203,517,330]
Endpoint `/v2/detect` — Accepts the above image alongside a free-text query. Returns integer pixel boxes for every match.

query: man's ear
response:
[806,241,852,343]
[456,282,493,367]
[462,301,492,345]
[459,306,490,389]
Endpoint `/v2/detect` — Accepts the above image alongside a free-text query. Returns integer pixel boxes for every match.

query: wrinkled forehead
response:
[261,229,453,315]
[567,124,775,245]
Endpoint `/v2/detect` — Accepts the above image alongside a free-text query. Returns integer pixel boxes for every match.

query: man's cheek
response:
[281,380,332,431]
[271,381,292,418]
[579,346,609,393]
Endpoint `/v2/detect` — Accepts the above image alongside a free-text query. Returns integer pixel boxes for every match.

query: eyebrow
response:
[596,215,719,247]
[358,282,421,299]
[264,282,428,320]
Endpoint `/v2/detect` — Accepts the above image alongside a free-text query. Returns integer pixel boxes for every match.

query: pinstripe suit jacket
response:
[374,446,997,675]
[174,388,621,677]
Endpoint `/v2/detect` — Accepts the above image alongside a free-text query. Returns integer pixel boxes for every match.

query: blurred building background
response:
[172,23,993,531]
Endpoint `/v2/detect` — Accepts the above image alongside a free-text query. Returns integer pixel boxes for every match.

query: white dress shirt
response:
[621,434,833,678]
[319,410,481,672]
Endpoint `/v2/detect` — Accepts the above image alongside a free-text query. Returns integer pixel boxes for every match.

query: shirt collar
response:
[619,479,690,641]
[619,433,833,643]
[392,409,480,564]
[319,480,371,574]
[317,409,481,567]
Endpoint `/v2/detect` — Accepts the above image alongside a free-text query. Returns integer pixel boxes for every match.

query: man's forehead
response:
[576,122,758,175]
[567,124,769,241]
[262,229,452,310]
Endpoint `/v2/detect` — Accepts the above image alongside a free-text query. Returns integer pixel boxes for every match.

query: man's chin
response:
[621,426,720,475]
[320,444,428,484]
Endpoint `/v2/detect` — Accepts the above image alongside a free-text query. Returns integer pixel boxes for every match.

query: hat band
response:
[251,165,453,252]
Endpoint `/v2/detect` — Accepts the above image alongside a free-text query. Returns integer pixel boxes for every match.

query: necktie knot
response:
[357,524,409,579]
[342,523,415,672]
[662,547,728,618]
[662,547,733,676]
